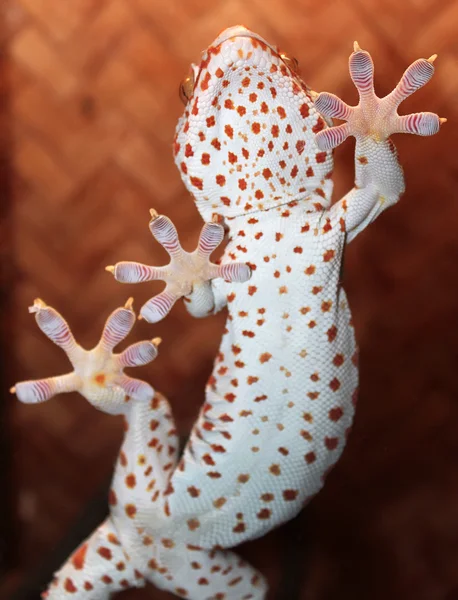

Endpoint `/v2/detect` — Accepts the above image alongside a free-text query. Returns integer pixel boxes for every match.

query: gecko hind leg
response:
[42,518,142,599]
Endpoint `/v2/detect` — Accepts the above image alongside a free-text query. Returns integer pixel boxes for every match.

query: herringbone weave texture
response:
[3,0,458,598]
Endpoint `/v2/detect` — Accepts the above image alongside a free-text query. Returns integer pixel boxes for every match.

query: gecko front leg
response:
[314,43,445,242]
[107,211,251,322]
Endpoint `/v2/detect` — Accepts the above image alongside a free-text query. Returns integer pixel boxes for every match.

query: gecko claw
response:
[28,298,46,313]
[439,117,447,124]
[427,53,438,64]
[353,40,361,52]
[9,386,16,394]
[124,297,134,310]
[105,265,115,274]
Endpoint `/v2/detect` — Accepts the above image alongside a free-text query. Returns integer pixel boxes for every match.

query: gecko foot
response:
[107,210,251,323]
[313,42,445,151]
[11,298,158,407]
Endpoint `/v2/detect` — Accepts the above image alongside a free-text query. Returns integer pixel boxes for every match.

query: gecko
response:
[12,299,267,599]
[108,25,444,551]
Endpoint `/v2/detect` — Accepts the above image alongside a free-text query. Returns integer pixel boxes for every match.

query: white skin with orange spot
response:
[13,301,267,599]
[108,26,442,549]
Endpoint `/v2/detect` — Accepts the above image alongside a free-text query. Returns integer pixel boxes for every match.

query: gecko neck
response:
[223,190,329,231]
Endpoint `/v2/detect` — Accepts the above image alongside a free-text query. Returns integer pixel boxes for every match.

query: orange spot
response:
[190,177,203,190]
[305,451,316,464]
[71,543,88,570]
[329,378,341,391]
[283,489,299,501]
[329,407,344,421]
[214,497,227,509]
[211,444,226,453]
[97,546,112,560]
[333,354,344,366]
[321,300,332,312]
[316,151,327,163]
[323,249,336,262]
[188,518,200,531]
[327,325,337,342]
[200,72,211,90]
[312,117,325,133]
[325,437,339,450]
[300,103,310,118]
[94,373,105,385]
[64,578,77,593]
[254,394,267,402]
[203,453,215,466]
[125,473,136,488]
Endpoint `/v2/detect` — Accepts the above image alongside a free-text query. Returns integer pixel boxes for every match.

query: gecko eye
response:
[280,53,299,72]
[179,71,195,105]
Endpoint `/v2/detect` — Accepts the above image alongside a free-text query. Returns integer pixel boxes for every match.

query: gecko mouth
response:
[178,25,299,105]
[210,26,299,72]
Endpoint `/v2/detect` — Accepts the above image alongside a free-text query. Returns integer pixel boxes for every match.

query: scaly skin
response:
[12,300,267,599]
[108,26,442,550]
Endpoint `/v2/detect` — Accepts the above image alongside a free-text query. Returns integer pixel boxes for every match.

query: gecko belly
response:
[167,208,358,548]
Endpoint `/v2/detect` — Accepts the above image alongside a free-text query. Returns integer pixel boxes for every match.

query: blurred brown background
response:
[1,0,458,598]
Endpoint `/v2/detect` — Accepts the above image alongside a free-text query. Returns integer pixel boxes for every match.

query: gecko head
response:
[174,25,334,221]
